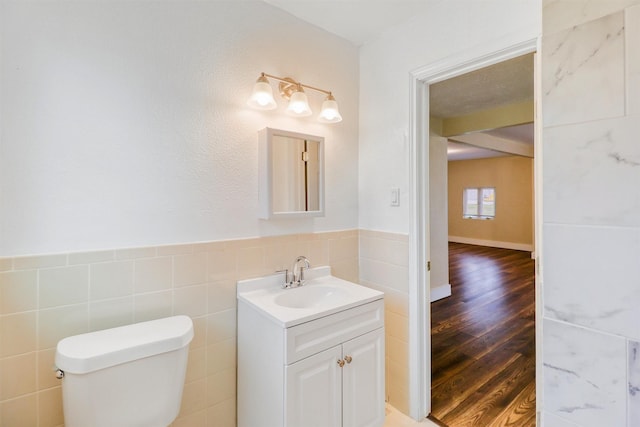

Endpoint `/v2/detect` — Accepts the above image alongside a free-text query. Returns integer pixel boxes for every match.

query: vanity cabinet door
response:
[342,328,385,427]
[285,345,343,427]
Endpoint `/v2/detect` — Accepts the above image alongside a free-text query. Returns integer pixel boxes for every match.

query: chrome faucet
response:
[277,256,311,289]
[292,256,310,285]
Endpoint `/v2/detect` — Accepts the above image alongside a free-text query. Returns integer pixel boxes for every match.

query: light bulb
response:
[247,75,276,110]
[286,89,312,117]
[318,94,342,123]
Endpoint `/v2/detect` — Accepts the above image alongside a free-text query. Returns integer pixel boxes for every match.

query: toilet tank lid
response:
[55,315,194,374]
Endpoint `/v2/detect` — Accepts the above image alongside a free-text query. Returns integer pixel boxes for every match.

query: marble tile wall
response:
[543,319,627,426]
[543,412,582,427]
[543,118,640,227]
[630,341,640,426]
[0,230,359,427]
[542,11,625,127]
[359,229,410,415]
[542,1,640,426]
[543,0,640,34]
[543,225,640,339]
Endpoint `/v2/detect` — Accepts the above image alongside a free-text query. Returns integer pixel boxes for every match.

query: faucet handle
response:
[298,264,308,282]
[276,269,291,288]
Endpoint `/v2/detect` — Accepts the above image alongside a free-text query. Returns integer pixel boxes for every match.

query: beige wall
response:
[448,156,534,249]
[358,230,410,414]
[0,231,358,427]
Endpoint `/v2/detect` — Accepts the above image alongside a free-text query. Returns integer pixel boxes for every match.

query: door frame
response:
[407,37,541,420]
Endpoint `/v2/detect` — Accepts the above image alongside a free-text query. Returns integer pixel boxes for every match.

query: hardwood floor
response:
[430,243,536,427]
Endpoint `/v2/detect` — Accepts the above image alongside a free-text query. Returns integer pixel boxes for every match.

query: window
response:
[463,187,495,219]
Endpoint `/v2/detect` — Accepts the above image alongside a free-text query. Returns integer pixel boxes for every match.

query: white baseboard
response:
[448,235,534,252]
[430,284,451,302]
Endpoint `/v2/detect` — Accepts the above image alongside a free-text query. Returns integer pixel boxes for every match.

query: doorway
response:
[429,54,536,426]
[406,39,542,422]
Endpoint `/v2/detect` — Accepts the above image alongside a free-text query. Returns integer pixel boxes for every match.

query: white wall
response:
[428,135,449,298]
[357,0,541,416]
[358,0,541,233]
[0,0,359,257]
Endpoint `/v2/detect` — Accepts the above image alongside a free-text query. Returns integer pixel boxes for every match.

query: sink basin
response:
[273,285,349,309]
[236,266,384,327]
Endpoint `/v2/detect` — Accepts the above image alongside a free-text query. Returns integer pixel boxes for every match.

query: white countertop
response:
[237,266,384,328]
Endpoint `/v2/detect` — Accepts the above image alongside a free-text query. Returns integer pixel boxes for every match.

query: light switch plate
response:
[391,188,400,206]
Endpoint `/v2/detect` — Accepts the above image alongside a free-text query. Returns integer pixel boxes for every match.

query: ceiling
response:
[430,54,534,160]
[262,0,434,46]
[262,0,534,160]
[429,54,534,119]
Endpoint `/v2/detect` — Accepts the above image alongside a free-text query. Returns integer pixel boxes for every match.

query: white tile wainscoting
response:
[0,231,359,427]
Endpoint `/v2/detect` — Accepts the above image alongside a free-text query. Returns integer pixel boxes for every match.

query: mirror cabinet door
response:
[259,128,325,219]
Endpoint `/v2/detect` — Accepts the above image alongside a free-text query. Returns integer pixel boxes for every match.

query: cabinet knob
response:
[344,355,352,364]
[337,359,345,367]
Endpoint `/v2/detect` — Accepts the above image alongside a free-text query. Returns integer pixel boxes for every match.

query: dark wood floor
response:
[429,243,536,427]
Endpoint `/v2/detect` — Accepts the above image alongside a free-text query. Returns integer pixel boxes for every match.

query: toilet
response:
[55,315,193,427]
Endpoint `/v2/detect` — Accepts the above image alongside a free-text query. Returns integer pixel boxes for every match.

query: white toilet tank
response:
[55,315,193,427]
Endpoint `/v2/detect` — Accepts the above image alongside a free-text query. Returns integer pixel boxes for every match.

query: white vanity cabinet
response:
[237,292,385,427]
[286,327,384,427]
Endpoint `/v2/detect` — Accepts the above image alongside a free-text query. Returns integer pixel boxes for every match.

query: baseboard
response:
[448,235,534,252]
[430,284,451,302]
[427,414,448,427]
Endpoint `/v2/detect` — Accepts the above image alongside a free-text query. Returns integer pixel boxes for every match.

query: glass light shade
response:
[318,95,342,123]
[247,76,277,110]
[286,90,312,117]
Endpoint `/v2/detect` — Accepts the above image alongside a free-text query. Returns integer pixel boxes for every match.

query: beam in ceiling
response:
[449,133,534,158]
[441,100,533,137]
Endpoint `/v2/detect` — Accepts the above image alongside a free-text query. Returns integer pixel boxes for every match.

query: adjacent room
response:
[427,54,536,426]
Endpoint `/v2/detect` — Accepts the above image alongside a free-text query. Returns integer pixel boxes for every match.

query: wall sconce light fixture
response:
[247,72,342,123]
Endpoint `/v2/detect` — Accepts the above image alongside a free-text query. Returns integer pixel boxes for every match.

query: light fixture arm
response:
[260,72,332,96]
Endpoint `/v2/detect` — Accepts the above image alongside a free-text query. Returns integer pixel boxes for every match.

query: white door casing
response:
[408,38,540,420]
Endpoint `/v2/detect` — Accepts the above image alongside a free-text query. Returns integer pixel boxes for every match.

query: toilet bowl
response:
[55,315,193,427]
